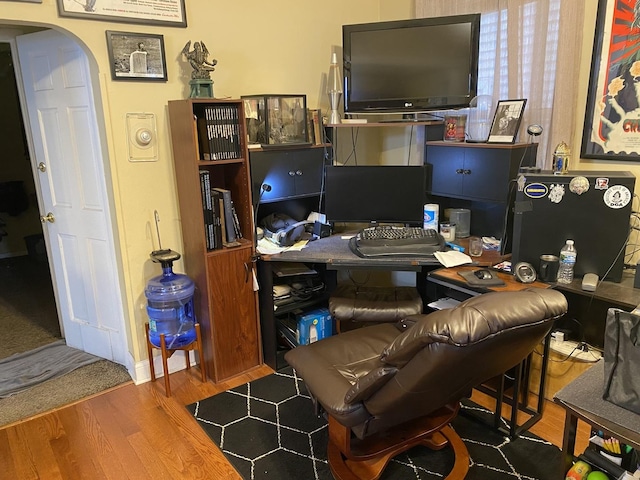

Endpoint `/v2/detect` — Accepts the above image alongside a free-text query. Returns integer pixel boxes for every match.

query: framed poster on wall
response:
[581,0,640,160]
[57,0,186,27]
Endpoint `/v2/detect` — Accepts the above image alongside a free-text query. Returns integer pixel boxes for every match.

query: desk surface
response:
[555,270,640,310]
[260,233,509,270]
[260,233,441,269]
[429,265,550,293]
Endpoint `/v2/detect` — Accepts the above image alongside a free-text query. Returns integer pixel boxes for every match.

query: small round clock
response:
[514,262,537,283]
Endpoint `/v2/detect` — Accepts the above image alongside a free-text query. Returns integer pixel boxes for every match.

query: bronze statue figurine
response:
[181,41,217,80]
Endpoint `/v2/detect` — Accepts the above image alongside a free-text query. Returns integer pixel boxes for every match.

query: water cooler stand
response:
[144,248,206,396]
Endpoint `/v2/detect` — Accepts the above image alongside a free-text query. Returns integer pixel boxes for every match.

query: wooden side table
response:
[554,360,640,477]
[145,322,206,397]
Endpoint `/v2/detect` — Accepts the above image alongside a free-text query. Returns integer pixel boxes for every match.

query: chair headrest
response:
[381,288,567,367]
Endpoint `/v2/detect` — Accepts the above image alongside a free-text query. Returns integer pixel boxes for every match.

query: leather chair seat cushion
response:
[381,288,568,367]
[285,323,400,427]
[329,285,423,323]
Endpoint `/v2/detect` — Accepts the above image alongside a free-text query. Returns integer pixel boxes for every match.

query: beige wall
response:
[0,0,634,367]
[0,0,402,366]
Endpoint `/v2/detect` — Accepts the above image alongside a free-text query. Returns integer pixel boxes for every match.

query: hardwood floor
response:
[0,364,590,480]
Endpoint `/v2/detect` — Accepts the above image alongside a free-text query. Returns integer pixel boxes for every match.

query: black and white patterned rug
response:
[187,367,560,479]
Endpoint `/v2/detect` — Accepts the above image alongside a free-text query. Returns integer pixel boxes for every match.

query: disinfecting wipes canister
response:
[423,203,439,230]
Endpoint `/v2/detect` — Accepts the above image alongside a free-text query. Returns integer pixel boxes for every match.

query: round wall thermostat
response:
[514,262,537,283]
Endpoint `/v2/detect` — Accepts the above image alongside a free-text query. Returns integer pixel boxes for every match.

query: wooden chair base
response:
[145,322,206,397]
[327,403,469,480]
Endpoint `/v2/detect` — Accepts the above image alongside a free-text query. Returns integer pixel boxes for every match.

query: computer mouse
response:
[474,269,492,280]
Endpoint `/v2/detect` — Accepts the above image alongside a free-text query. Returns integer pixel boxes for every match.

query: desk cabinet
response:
[257,260,335,370]
[250,146,326,202]
[425,142,537,202]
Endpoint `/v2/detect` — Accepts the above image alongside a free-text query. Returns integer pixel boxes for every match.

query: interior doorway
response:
[0,28,131,374]
[0,40,61,353]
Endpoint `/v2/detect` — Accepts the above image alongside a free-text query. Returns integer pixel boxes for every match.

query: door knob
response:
[38,162,47,172]
[40,212,55,223]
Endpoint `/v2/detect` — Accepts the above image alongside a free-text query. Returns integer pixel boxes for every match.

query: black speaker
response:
[313,221,331,238]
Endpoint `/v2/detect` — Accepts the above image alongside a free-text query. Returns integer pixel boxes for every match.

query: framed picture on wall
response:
[57,0,186,27]
[487,99,527,144]
[106,31,167,82]
[581,0,640,160]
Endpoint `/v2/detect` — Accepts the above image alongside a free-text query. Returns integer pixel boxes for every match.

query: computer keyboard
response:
[350,225,445,257]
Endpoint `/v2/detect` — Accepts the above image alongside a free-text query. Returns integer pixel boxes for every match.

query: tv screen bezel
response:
[323,165,427,225]
[342,14,481,114]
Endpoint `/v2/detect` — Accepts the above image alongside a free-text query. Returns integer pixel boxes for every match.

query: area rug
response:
[187,367,561,480]
[0,339,102,398]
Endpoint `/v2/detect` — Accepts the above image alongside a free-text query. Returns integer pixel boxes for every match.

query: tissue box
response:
[296,307,333,345]
[242,94,309,146]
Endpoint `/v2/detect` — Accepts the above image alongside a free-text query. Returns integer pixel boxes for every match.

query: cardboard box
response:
[296,307,332,345]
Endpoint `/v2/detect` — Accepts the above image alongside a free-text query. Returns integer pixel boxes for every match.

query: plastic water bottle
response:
[557,240,577,284]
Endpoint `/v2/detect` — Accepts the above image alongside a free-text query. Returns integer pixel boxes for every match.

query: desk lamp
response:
[327,52,342,125]
[526,124,543,143]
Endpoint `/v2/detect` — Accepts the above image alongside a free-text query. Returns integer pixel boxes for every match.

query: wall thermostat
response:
[126,112,158,162]
[514,262,537,283]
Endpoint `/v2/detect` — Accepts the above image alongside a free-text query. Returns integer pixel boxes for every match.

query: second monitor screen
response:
[324,165,426,225]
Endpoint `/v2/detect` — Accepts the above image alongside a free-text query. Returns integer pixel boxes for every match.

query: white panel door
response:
[16,30,127,365]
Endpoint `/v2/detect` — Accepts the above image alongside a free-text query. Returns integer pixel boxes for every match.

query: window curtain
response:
[416,0,585,168]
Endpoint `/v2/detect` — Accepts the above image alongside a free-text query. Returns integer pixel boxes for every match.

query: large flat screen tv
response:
[342,14,481,114]
[324,165,426,225]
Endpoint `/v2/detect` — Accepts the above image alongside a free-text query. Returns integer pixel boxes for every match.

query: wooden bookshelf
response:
[168,98,262,383]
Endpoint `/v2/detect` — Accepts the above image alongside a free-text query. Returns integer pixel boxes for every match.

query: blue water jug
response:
[145,249,196,349]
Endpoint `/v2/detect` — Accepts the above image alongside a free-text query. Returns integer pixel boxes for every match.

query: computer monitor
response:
[324,165,426,226]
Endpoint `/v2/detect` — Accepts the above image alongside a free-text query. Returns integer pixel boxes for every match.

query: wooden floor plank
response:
[0,364,590,480]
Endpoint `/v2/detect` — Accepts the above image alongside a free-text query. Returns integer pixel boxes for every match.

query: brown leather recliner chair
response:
[285,288,568,480]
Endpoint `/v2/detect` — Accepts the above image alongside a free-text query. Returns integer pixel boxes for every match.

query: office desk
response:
[259,233,442,270]
[554,361,640,477]
[427,265,552,438]
[553,271,640,348]
[258,233,446,369]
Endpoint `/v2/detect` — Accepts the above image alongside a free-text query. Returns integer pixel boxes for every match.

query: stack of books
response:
[199,170,242,250]
[196,104,242,161]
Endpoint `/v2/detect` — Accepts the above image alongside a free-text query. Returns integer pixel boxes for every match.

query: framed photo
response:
[57,0,186,27]
[487,99,527,144]
[106,31,167,82]
[581,0,640,161]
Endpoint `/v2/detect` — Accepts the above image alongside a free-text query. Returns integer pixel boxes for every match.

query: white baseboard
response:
[132,350,197,385]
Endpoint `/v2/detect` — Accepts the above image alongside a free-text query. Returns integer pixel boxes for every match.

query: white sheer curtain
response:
[416,0,585,167]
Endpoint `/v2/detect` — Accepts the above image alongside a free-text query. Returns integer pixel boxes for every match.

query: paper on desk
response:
[434,250,473,268]
[256,237,308,255]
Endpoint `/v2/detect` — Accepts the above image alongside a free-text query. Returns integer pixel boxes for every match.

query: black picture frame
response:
[57,0,186,27]
[487,99,527,144]
[581,0,640,161]
[106,31,167,82]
